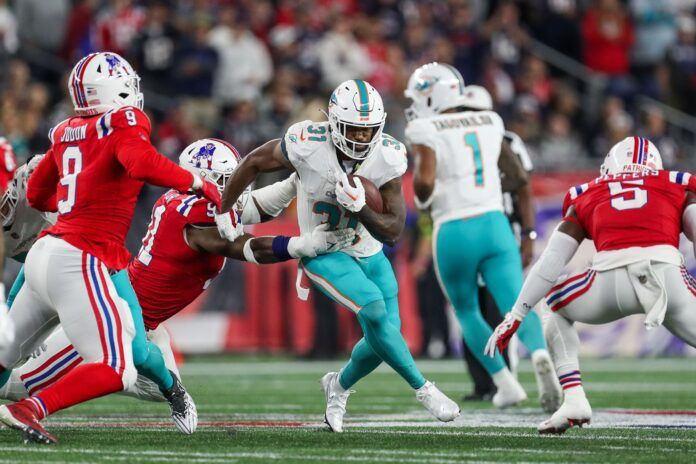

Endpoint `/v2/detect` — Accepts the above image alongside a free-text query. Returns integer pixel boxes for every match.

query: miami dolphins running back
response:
[216,79,460,432]
[404,64,561,412]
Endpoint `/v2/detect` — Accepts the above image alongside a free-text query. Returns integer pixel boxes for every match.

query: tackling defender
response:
[0,139,352,409]
[404,64,560,411]
[487,137,696,433]
[216,79,460,433]
[0,52,222,444]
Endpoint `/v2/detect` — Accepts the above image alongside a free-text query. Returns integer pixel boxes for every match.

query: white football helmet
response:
[404,62,466,120]
[327,79,386,160]
[459,85,493,111]
[0,174,18,227]
[600,136,663,176]
[69,52,143,117]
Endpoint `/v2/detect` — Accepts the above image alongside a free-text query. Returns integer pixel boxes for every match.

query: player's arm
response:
[485,208,586,356]
[411,143,437,209]
[355,177,406,247]
[220,139,294,213]
[26,148,59,212]
[184,224,354,264]
[681,192,696,258]
[499,140,535,267]
[240,173,297,225]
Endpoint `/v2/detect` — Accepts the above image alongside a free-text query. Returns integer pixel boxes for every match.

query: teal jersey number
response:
[312,201,360,244]
[382,134,402,150]
[307,124,327,142]
[464,132,484,187]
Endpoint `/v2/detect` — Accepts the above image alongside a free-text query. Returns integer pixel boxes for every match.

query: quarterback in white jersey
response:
[405,65,560,412]
[217,79,460,433]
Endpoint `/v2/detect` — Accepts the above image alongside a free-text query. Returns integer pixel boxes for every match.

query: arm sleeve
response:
[511,230,580,319]
[26,148,59,212]
[113,128,193,191]
[242,173,298,224]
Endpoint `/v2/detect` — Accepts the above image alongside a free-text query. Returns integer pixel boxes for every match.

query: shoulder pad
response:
[483,110,505,132]
[47,118,71,145]
[104,107,152,138]
[282,120,328,163]
[404,118,436,147]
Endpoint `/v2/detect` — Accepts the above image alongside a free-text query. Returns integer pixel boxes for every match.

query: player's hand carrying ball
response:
[335,172,366,213]
[484,312,522,357]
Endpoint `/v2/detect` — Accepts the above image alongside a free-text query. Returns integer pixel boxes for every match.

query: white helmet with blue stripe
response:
[404,62,466,120]
[600,136,663,176]
[68,52,143,117]
[327,79,386,160]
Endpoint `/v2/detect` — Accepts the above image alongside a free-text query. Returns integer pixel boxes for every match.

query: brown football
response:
[348,174,384,213]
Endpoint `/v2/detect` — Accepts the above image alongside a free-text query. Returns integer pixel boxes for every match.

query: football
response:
[348,174,384,213]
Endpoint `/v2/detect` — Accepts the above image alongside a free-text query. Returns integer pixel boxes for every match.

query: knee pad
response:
[357,300,388,326]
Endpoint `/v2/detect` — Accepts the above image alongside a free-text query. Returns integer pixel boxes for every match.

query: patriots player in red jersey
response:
[486,136,696,434]
[0,52,223,444]
[0,138,352,408]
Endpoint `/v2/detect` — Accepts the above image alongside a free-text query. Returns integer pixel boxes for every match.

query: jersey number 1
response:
[58,146,83,214]
[608,180,648,211]
[464,133,484,187]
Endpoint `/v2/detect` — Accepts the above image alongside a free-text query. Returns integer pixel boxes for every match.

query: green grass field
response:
[2,356,696,463]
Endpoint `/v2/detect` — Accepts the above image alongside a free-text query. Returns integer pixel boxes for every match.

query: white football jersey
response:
[405,110,506,226]
[283,120,407,258]
[4,165,56,260]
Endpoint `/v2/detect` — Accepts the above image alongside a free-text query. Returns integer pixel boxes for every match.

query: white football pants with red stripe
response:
[542,262,696,380]
[0,236,136,390]
[0,325,177,402]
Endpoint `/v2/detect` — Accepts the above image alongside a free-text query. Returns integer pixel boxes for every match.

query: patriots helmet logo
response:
[104,53,122,77]
[415,76,439,95]
[193,143,216,170]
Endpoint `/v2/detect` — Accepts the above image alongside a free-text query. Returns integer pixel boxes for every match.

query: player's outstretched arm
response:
[485,212,585,356]
[185,224,354,263]
[355,177,406,247]
[220,139,294,214]
[26,148,59,212]
[411,143,437,209]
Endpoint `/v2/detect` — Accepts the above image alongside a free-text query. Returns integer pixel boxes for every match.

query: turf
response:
[2,357,696,463]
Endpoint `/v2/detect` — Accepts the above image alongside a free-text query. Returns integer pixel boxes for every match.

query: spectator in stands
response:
[481,1,530,72]
[538,112,588,170]
[517,55,553,106]
[16,0,69,54]
[209,7,273,106]
[667,15,696,113]
[638,105,678,168]
[95,0,145,57]
[174,18,218,98]
[131,0,180,95]
[531,0,582,62]
[316,16,370,91]
[0,0,17,57]
[581,0,634,77]
[60,0,98,62]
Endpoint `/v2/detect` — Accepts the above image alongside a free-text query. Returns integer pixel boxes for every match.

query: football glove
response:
[484,312,522,357]
[215,210,243,242]
[288,223,356,258]
[191,175,223,212]
[335,172,365,213]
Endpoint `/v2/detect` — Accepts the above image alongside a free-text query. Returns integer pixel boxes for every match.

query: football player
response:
[486,137,696,433]
[0,52,223,444]
[216,80,461,433]
[404,64,560,411]
[0,139,352,408]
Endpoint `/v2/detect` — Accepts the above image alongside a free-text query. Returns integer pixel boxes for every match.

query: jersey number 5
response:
[608,180,648,211]
[58,146,83,214]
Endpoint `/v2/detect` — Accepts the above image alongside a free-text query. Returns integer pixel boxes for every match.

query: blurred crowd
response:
[1,0,695,172]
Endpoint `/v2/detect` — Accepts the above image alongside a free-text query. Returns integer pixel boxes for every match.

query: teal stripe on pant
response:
[302,251,425,389]
[0,267,174,392]
[434,211,546,375]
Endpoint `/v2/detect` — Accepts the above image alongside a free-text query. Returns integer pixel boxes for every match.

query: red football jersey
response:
[27,106,193,270]
[0,137,17,193]
[128,190,225,330]
[563,170,696,251]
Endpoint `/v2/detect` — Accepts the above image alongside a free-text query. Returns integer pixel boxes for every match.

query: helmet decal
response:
[193,142,216,170]
[354,79,370,120]
[415,76,439,95]
[104,53,125,76]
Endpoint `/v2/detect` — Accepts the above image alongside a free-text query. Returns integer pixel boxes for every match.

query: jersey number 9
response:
[58,146,83,214]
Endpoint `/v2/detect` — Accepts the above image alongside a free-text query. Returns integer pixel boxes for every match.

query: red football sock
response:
[31,363,123,417]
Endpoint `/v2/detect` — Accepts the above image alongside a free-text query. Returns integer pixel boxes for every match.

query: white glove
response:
[288,223,356,258]
[215,210,243,242]
[335,172,365,213]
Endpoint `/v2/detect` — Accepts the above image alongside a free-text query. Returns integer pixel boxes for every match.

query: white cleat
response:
[538,396,592,435]
[416,381,460,422]
[532,350,563,414]
[162,372,198,435]
[321,372,352,433]
[492,378,527,408]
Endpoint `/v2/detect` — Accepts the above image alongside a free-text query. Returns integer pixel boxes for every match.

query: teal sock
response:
[110,270,174,391]
[515,309,547,353]
[339,338,382,390]
[454,306,507,375]
[0,267,26,388]
[356,300,425,389]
